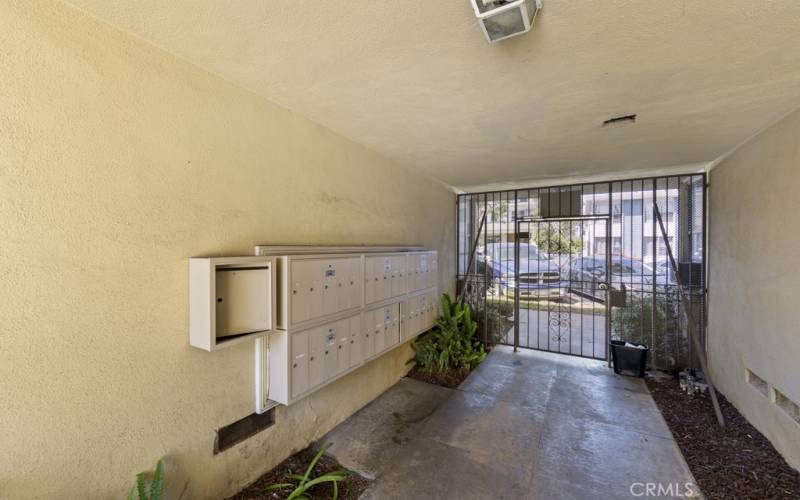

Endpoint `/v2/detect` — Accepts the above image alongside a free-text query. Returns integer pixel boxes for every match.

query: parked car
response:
[482,243,568,300]
[566,255,669,301]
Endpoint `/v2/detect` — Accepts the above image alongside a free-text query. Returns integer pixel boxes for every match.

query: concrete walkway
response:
[322,346,698,499]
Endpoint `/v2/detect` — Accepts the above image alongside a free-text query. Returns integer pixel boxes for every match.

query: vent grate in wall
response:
[214,408,276,454]
[773,388,800,425]
[746,368,769,397]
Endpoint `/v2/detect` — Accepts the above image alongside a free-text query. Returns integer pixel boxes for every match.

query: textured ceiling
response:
[65,0,800,191]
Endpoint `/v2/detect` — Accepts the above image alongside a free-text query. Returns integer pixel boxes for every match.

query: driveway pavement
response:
[322,346,699,499]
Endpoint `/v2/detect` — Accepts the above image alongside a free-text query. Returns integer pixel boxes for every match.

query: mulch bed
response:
[405,366,471,389]
[647,376,800,499]
[229,445,370,500]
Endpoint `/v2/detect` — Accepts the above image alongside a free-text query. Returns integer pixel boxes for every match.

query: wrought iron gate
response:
[510,218,610,360]
[457,175,706,371]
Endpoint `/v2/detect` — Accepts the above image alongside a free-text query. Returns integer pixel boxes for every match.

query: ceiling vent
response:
[602,114,637,127]
[470,0,543,43]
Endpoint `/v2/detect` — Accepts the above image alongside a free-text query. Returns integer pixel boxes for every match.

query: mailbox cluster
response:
[264,250,438,406]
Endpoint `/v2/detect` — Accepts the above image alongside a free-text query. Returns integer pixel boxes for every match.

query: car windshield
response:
[610,259,653,275]
[486,244,547,262]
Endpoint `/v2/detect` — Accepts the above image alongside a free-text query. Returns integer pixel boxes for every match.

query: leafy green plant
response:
[534,222,583,255]
[410,293,487,375]
[611,292,689,370]
[267,443,349,500]
[128,459,165,500]
[476,300,514,345]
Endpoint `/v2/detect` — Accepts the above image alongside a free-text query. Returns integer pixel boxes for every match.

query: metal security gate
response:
[510,218,610,360]
[457,174,706,371]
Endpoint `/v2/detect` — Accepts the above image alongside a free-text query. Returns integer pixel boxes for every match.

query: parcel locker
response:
[426,291,437,328]
[308,326,325,389]
[322,323,339,380]
[364,256,384,304]
[290,259,324,325]
[291,331,309,398]
[389,255,407,298]
[384,304,400,349]
[427,252,438,289]
[336,318,351,374]
[349,315,363,367]
[337,259,359,311]
[362,311,377,359]
[370,309,386,354]
[412,253,423,292]
[400,298,410,341]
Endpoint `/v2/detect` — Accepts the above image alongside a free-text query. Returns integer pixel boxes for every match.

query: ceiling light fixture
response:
[470,0,543,44]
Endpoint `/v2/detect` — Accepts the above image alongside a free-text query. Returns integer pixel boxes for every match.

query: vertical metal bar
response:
[526,191,532,349]
[606,185,613,366]
[514,219,521,352]
[579,218,584,357]
[651,178,658,369]
[654,202,724,427]
[483,194,488,344]
[701,173,708,360]
[458,207,487,303]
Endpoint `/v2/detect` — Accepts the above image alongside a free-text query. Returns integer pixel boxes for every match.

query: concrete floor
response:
[322,346,698,499]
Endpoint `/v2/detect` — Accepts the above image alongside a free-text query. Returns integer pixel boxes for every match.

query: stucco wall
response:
[708,108,800,471]
[0,2,456,499]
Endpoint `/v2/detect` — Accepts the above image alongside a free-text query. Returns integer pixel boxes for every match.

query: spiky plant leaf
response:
[150,459,165,500]
[136,472,147,500]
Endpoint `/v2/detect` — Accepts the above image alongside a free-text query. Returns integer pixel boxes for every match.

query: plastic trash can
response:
[610,340,648,377]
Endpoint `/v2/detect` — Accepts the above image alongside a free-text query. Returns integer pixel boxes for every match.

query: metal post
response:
[513,219,521,352]
[457,209,487,304]
[654,203,725,428]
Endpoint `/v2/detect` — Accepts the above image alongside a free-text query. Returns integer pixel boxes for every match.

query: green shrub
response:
[476,300,514,345]
[128,459,164,500]
[611,292,689,370]
[410,293,487,374]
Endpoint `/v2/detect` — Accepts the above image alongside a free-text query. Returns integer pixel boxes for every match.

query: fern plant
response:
[410,293,486,375]
[128,459,165,500]
[267,443,350,500]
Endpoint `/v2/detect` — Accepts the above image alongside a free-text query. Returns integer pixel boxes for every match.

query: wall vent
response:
[745,368,769,397]
[214,409,276,454]
[772,388,800,425]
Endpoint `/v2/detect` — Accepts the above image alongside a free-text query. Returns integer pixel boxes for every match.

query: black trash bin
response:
[610,340,648,377]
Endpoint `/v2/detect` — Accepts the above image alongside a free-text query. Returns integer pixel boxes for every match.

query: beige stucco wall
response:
[708,108,800,471]
[0,2,455,499]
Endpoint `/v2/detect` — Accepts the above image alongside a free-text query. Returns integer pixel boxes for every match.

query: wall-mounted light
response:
[470,0,543,43]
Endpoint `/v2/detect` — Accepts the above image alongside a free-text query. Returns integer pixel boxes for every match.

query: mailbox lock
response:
[350,340,354,344]
[293,363,298,368]
[338,345,342,350]
[325,350,329,355]
[310,356,315,361]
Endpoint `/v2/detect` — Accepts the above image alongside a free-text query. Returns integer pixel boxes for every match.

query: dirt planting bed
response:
[405,366,470,389]
[647,377,800,499]
[229,445,370,500]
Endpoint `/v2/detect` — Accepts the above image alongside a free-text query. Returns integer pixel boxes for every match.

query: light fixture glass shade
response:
[470,0,541,43]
